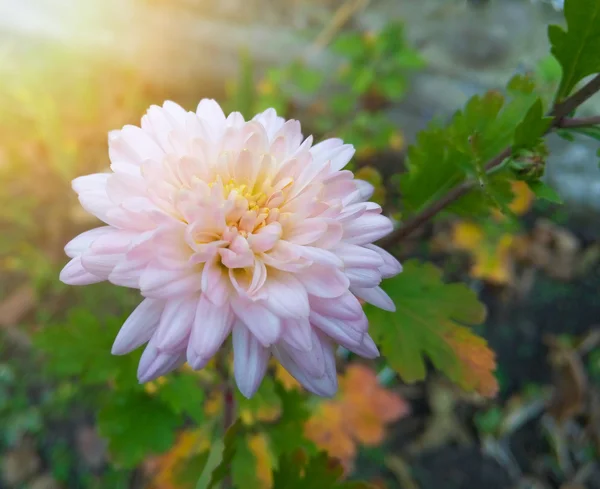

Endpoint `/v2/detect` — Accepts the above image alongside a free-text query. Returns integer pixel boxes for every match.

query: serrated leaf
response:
[231,434,268,489]
[366,260,498,397]
[266,383,316,458]
[157,373,205,424]
[204,419,244,489]
[548,0,600,99]
[528,180,563,203]
[97,391,180,467]
[35,310,140,390]
[401,76,538,217]
[514,98,553,149]
[272,451,376,489]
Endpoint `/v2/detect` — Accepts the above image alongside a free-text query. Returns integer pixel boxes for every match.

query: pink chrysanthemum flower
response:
[60,100,402,398]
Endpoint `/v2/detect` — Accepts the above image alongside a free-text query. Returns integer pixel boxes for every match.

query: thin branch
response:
[380,74,600,248]
[223,383,235,433]
[551,74,600,119]
[217,348,235,489]
[557,115,600,128]
[309,0,371,54]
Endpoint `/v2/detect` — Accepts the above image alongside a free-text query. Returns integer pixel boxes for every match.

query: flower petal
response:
[187,296,234,363]
[272,333,338,397]
[309,310,365,349]
[343,213,394,245]
[138,338,186,383]
[296,266,349,299]
[59,256,104,285]
[351,286,396,312]
[64,227,112,258]
[280,317,313,351]
[309,291,364,321]
[347,333,380,359]
[365,244,403,278]
[232,300,281,347]
[154,296,197,351]
[263,272,309,319]
[233,322,270,398]
[112,298,164,355]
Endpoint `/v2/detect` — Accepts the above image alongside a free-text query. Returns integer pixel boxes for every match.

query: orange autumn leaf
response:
[304,402,357,469]
[304,365,409,470]
[445,326,499,398]
[340,365,410,445]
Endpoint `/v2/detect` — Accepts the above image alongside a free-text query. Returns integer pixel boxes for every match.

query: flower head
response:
[60,100,402,398]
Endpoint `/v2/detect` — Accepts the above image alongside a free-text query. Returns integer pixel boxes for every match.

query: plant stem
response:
[557,115,600,128]
[551,74,600,119]
[380,75,600,248]
[217,348,235,489]
[223,382,235,433]
[222,383,234,489]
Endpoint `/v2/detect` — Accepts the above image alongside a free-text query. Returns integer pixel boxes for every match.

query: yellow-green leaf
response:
[366,260,498,397]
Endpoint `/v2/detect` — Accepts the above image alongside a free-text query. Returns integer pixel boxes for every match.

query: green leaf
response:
[351,68,376,94]
[331,33,366,58]
[157,373,205,424]
[377,75,407,100]
[548,0,600,99]
[328,92,356,117]
[536,54,563,84]
[366,260,498,397]
[231,434,264,489]
[394,49,426,70]
[400,76,538,217]
[513,98,553,149]
[272,451,375,489]
[566,125,600,141]
[97,391,180,467]
[173,451,210,489]
[528,180,563,203]
[236,375,281,421]
[35,310,141,390]
[288,62,323,94]
[266,383,316,458]
[195,439,225,489]
[203,419,244,489]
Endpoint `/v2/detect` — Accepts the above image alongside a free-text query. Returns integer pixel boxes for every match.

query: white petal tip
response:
[111,344,128,356]
[237,384,259,399]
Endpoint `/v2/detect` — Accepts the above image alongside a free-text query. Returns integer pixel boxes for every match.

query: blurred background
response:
[2,0,600,488]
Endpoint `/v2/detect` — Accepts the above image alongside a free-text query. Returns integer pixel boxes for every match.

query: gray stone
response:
[28,473,62,489]
[1,445,41,487]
